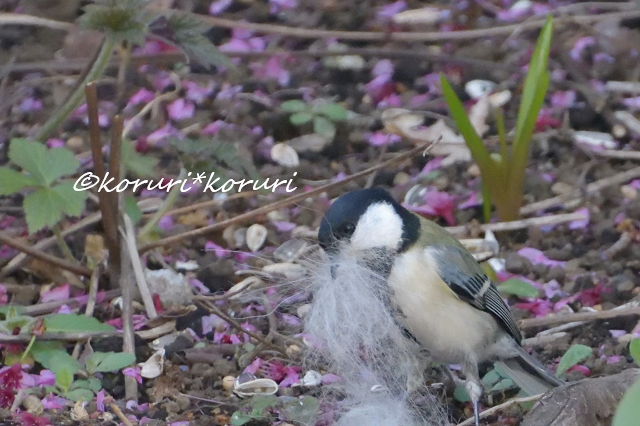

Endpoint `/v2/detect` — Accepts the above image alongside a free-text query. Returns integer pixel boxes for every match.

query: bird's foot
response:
[465,380,483,426]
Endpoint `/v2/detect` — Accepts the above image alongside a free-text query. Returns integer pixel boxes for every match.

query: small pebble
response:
[621,185,637,200]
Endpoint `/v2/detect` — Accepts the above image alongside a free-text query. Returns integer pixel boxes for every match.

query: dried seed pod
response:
[222,375,236,392]
[246,224,268,252]
[233,378,279,397]
[271,143,299,167]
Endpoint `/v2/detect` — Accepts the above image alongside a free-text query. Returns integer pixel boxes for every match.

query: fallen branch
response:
[457,393,543,426]
[0,231,93,277]
[139,141,436,253]
[446,212,586,237]
[520,165,640,215]
[519,304,640,329]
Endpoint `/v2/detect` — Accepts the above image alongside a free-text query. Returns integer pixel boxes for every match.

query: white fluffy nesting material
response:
[303,245,447,426]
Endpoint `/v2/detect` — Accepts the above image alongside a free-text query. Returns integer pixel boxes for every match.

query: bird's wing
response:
[426,245,523,343]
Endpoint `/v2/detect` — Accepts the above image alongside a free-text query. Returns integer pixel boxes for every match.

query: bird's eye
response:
[343,222,355,235]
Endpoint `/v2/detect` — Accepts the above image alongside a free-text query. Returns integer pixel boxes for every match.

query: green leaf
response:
[70,377,102,393]
[55,365,75,393]
[78,2,152,45]
[124,195,142,226]
[23,183,87,233]
[9,139,80,186]
[556,344,592,377]
[509,16,552,205]
[490,378,515,392]
[630,338,640,365]
[44,314,115,333]
[453,385,471,402]
[313,116,336,139]
[32,347,80,375]
[315,103,348,121]
[613,377,640,426]
[161,11,232,69]
[290,112,313,125]
[280,100,308,113]
[497,278,539,298]
[87,352,136,374]
[230,411,253,426]
[122,140,158,178]
[482,368,504,388]
[0,305,25,318]
[65,388,94,402]
[0,167,40,195]
[280,396,319,424]
[249,395,279,413]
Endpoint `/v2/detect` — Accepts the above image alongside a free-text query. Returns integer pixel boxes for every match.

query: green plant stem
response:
[35,38,116,142]
[138,168,187,243]
[54,224,76,263]
[20,335,36,363]
[481,182,492,223]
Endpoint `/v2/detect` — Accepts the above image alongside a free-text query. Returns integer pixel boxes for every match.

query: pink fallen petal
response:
[421,157,443,174]
[280,314,301,326]
[204,241,231,258]
[367,131,401,147]
[46,138,65,148]
[41,393,67,409]
[570,37,596,61]
[184,81,216,104]
[244,358,263,375]
[96,389,106,412]
[609,330,626,338]
[0,285,8,305]
[209,0,232,15]
[167,98,195,121]
[272,221,296,232]
[19,97,43,113]
[123,367,143,384]
[321,373,341,384]
[201,314,226,335]
[424,190,457,225]
[147,123,183,146]
[157,215,174,232]
[269,0,297,14]
[126,88,155,108]
[567,364,590,376]
[458,192,481,210]
[569,207,590,230]
[40,284,70,303]
[377,0,406,20]
[517,247,566,268]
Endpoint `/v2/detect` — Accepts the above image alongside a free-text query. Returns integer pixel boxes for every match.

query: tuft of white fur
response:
[350,203,403,251]
[303,244,447,426]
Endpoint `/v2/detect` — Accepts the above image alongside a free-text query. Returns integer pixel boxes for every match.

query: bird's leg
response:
[462,362,483,426]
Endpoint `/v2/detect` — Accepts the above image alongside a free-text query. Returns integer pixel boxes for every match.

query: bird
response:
[317,187,563,426]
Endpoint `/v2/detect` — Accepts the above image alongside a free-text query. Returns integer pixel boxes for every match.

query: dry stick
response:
[0,332,120,343]
[72,266,102,359]
[139,142,434,254]
[86,83,121,288]
[0,231,92,277]
[456,394,543,426]
[519,305,640,329]
[589,148,640,160]
[121,215,158,319]
[0,13,75,30]
[520,165,640,215]
[156,190,257,218]
[120,242,138,402]
[198,10,639,42]
[25,289,121,316]
[199,300,288,357]
[109,403,134,426]
[9,48,511,76]
[446,212,586,237]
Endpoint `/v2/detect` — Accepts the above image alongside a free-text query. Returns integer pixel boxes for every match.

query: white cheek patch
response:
[351,202,404,251]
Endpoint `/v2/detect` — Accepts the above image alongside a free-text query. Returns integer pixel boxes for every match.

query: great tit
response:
[318,187,563,426]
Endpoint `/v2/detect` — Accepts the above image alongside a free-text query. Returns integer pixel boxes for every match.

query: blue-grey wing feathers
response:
[430,246,523,343]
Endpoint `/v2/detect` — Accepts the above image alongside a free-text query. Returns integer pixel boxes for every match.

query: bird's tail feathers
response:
[497,345,564,396]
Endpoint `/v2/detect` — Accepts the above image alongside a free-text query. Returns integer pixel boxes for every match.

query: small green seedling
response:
[0,309,135,402]
[612,338,640,425]
[0,139,87,234]
[497,278,539,298]
[556,344,592,377]
[280,100,349,140]
[230,395,319,426]
[441,16,553,222]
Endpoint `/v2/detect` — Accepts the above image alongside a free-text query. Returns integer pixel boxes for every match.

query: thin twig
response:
[121,215,157,319]
[156,190,257,218]
[456,393,544,426]
[109,403,134,426]
[196,10,639,42]
[120,242,138,402]
[87,83,121,288]
[519,305,640,329]
[72,266,102,359]
[0,231,93,277]
[24,289,121,316]
[199,300,288,357]
[0,13,75,30]
[0,332,120,343]
[588,148,640,160]
[446,212,587,237]
[138,168,187,242]
[139,141,435,253]
[520,166,640,215]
